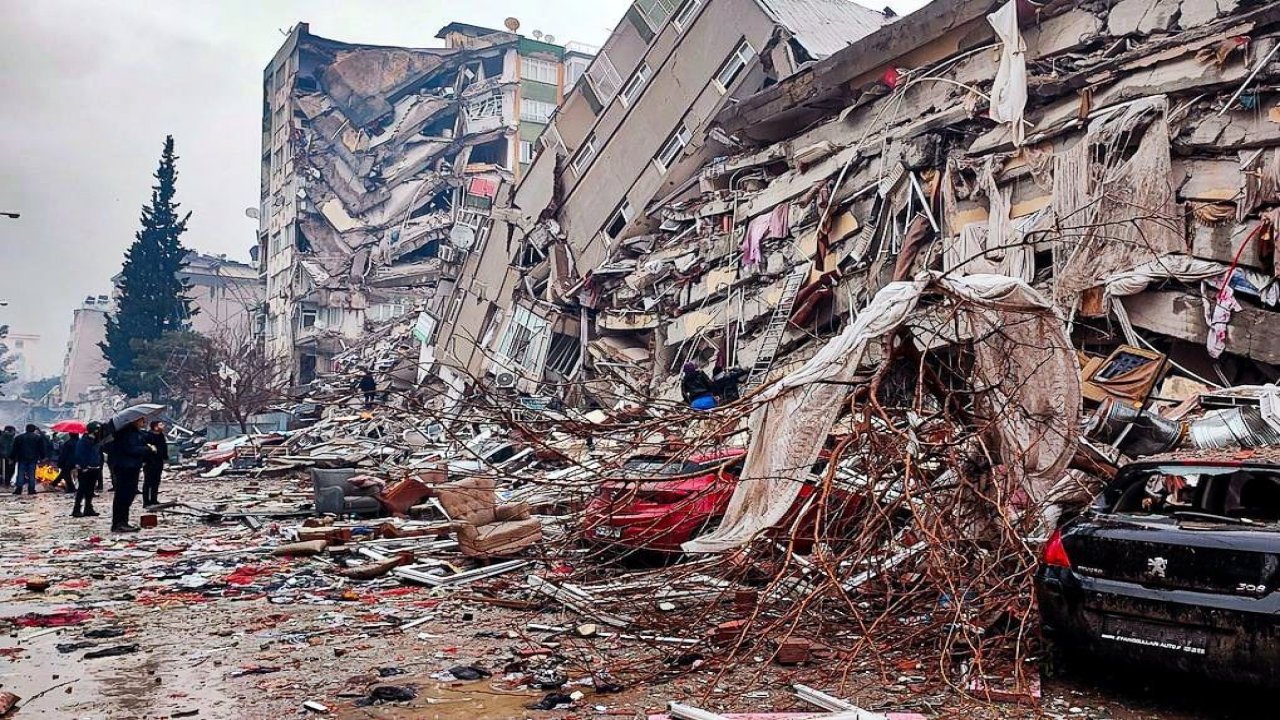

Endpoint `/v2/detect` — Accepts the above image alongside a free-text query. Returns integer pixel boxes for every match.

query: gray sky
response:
[0,0,928,377]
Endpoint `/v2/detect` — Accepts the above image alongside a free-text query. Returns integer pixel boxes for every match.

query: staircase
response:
[743,267,808,390]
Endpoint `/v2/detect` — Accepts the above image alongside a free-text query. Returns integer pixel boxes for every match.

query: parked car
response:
[584,449,747,553]
[1036,450,1280,687]
[584,447,867,554]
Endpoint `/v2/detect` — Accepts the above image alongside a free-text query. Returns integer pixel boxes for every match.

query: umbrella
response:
[111,403,166,428]
[50,420,88,434]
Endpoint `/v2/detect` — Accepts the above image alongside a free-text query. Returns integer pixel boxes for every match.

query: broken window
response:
[465,92,503,121]
[672,0,703,31]
[300,306,317,329]
[714,39,755,91]
[299,354,317,384]
[618,63,651,107]
[521,99,557,123]
[369,299,410,323]
[571,135,598,175]
[655,123,691,171]
[521,57,558,85]
[545,332,582,378]
[605,200,635,239]
[469,138,508,167]
[519,140,536,165]
[585,52,624,104]
[498,305,552,375]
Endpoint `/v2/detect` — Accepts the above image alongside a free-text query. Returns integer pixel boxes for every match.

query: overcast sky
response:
[0,0,928,377]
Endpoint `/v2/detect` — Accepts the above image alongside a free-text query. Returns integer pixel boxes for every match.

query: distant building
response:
[179,252,264,338]
[59,295,111,406]
[4,332,42,383]
[258,21,589,382]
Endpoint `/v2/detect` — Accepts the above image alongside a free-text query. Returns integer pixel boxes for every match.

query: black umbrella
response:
[110,403,166,429]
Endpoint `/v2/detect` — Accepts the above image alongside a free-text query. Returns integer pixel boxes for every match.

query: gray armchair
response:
[311,469,383,517]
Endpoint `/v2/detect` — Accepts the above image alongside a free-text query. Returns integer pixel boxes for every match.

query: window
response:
[519,140,536,164]
[618,63,651,106]
[497,305,551,374]
[300,306,317,329]
[655,123,691,171]
[571,135,598,175]
[521,57,559,84]
[714,39,756,91]
[520,98,557,123]
[635,0,678,30]
[672,0,703,31]
[565,56,591,89]
[369,300,410,323]
[585,53,624,103]
[604,200,634,239]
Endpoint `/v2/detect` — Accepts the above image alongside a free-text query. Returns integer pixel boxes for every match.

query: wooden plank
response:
[1123,290,1280,365]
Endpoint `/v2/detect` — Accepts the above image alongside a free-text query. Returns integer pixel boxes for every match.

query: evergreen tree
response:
[101,135,195,399]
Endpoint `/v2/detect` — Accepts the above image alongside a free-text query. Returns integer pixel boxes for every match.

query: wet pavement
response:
[0,479,1267,719]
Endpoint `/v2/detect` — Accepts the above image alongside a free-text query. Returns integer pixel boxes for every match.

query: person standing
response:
[142,420,168,507]
[72,423,103,518]
[357,370,377,408]
[0,426,15,489]
[55,432,80,494]
[11,424,51,496]
[105,418,152,532]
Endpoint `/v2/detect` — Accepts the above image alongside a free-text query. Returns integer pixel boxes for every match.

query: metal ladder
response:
[743,267,807,390]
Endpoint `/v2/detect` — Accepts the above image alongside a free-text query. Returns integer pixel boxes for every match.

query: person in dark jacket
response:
[104,418,153,532]
[72,423,104,518]
[357,370,377,408]
[681,362,717,410]
[11,424,51,496]
[711,365,749,403]
[142,420,168,507]
[55,432,80,494]
[0,426,15,488]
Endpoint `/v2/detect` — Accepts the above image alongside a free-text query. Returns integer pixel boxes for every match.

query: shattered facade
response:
[426,0,888,398]
[259,22,586,382]
[429,0,1280,412]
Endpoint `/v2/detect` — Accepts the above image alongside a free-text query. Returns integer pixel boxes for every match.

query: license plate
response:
[593,526,622,540]
[1100,616,1208,656]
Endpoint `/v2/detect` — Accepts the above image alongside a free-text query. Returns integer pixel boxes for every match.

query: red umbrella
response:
[50,420,88,434]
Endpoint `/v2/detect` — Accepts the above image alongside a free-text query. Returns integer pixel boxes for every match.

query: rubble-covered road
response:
[0,479,1268,720]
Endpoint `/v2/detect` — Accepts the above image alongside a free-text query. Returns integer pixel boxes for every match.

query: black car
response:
[1036,451,1280,687]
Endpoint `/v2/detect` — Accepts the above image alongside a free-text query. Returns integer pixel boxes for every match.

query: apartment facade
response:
[427,0,886,396]
[258,22,583,383]
[59,295,111,405]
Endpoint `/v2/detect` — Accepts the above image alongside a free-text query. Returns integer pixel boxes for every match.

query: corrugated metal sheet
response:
[757,0,888,59]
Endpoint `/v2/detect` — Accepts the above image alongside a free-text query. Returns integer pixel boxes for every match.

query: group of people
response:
[681,362,748,410]
[0,418,169,533]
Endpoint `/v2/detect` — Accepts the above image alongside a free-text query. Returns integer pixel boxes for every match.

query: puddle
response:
[332,682,542,720]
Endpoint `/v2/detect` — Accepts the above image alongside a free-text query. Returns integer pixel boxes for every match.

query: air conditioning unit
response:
[494,371,518,389]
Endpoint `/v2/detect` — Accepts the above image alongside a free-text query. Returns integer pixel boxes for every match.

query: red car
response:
[584,448,864,554]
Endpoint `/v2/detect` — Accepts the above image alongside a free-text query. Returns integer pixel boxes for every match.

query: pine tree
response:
[101,135,195,399]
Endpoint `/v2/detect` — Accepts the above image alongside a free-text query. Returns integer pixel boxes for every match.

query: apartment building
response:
[258,21,584,383]
[427,0,886,395]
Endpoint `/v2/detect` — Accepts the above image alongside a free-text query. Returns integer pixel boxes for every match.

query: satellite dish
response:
[504,17,520,32]
[449,224,476,250]
[532,30,543,40]
[244,207,260,219]
[544,35,555,43]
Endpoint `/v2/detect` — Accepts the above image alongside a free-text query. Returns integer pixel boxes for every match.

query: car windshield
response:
[620,456,716,477]
[1112,464,1280,524]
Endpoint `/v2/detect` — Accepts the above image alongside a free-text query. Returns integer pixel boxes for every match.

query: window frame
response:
[520,57,559,85]
[654,123,692,172]
[604,200,635,240]
[672,0,703,32]
[519,140,536,164]
[570,135,598,175]
[520,98,557,123]
[714,39,756,92]
[618,62,651,107]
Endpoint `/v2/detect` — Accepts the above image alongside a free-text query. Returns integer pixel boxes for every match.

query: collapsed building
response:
[258,21,592,382]
[417,0,1280,422]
